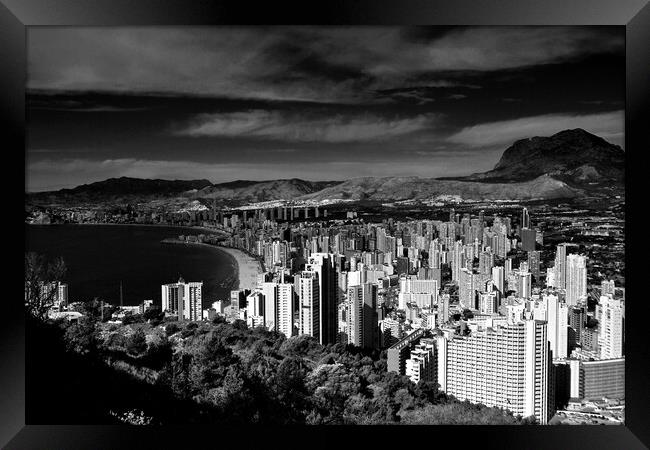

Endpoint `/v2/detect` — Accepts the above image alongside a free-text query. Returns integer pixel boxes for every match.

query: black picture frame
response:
[5,0,648,448]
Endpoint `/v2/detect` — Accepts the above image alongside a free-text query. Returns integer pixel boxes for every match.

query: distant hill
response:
[26,129,624,207]
[197,178,341,202]
[28,177,213,204]
[27,177,342,206]
[297,174,579,202]
[459,128,624,187]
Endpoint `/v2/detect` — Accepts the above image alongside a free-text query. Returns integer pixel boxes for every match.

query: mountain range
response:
[458,128,624,185]
[27,128,624,206]
[28,177,213,204]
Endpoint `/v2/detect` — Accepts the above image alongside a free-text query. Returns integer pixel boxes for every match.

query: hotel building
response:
[436,319,551,424]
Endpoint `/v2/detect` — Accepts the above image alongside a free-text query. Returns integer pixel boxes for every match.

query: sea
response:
[25,224,237,308]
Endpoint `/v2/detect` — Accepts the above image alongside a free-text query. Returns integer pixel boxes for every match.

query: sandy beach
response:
[159,238,263,292]
[216,247,264,291]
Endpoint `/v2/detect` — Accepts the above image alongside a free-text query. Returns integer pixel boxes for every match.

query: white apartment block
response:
[436,319,550,424]
[161,279,203,321]
[298,272,320,339]
[565,254,587,306]
[597,294,624,359]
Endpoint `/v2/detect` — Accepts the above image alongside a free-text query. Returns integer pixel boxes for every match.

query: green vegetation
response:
[56,311,536,425]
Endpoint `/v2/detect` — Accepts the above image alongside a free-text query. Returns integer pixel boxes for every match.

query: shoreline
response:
[213,246,264,292]
[161,238,263,293]
[28,222,261,300]
[26,222,229,237]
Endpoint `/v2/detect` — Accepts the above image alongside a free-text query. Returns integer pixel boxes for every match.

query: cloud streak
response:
[176,110,438,143]
[446,110,624,149]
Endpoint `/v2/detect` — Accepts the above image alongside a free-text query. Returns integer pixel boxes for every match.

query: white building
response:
[597,295,624,359]
[161,278,203,321]
[565,254,587,306]
[478,291,499,315]
[516,271,532,299]
[531,292,568,359]
[305,253,338,345]
[261,282,278,330]
[554,243,570,289]
[398,276,439,310]
[57,282,69,306]
[437,294,450,326]
[246,291,265,319]
[346,283,378,349]
[436,319,551,424]
[298,271,320,339]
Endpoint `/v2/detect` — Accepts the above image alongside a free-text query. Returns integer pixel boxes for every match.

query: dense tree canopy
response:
[51,307,537,425]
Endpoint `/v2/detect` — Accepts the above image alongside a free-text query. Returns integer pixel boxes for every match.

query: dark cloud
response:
[26,26,624,191]
[28,27,623,103]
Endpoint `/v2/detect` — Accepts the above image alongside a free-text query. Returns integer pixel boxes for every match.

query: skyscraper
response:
[565,254,587,306]
[516,270,532,299]
[184,281,203,321]
[479,250,494,275]
[527,250,541,279]
[522,207,530,229]
[597,295,624,359]
[437,319,551,424]
[459,268,476,309]
[438,293,450,326]
[347,283,379,349]
[260,281,295,334]
[533,292,568,359]
[298,271,320,339]
[492,266,505,295]
[478,289,499,315]
[277,283,295,337]
[428,240,441,269]
[161,278,203,321]
[505,257,513,278]
[569,306,585,345]
[56,282,68,307]
[553,243,575,290]
[451,240,464,282]
[162,279,184,316]
[521,228,537,252]
[305,253,338,345]
[261,282,278,330]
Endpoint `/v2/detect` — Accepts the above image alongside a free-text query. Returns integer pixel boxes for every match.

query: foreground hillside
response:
[31,306,536,425]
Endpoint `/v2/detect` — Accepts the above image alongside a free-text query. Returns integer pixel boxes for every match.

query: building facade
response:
[436,319,551,424]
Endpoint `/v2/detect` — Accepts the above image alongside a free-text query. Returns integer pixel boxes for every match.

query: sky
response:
[26,26,624,192]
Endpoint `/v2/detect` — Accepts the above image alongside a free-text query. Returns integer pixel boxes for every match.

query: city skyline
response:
[23,24,626,428]
[27,192,627,425]
[26,26,624,192]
